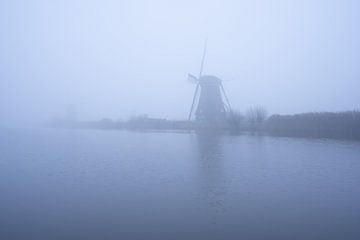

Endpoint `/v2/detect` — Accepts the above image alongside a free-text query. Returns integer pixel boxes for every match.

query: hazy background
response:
[1,0,360,126]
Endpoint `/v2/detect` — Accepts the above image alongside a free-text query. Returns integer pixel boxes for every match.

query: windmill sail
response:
[188,74,198,84]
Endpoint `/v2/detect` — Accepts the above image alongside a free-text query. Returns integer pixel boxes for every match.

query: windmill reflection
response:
[195,130,226,213]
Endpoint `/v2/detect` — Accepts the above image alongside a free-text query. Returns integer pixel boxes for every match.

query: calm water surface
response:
[1,128,360,240]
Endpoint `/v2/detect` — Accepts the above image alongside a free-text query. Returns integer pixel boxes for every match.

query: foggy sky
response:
[1,0,360,125]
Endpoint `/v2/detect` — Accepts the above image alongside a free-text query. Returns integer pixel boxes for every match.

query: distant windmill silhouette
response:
[188,42,232,122]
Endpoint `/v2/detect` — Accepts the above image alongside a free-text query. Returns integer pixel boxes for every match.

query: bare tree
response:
[246,106,268,124]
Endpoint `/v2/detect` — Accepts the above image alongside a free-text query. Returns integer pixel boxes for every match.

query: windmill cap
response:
[199,75,222,85]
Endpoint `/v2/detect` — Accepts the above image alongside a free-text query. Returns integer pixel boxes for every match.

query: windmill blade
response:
[221,83,232,112]
[188,83,200,121]
[199,39,208,78]
[187,74,198,84]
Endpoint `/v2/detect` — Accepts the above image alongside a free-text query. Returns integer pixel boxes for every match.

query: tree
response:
[246,106,268,124]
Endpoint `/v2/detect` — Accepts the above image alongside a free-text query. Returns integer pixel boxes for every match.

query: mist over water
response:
[1,0,360,126]
[1,1,360,239]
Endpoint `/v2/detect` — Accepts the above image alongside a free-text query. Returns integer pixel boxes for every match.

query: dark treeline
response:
[49,115,196,131]
[125,115,194,130]
[266,111,360,140]
[49,110,360,140]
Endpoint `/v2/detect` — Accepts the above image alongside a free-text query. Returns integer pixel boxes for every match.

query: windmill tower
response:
[188,43,232,122]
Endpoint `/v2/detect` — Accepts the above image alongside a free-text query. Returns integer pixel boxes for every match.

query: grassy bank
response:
[266,111,360,140]
[49,111,360,140]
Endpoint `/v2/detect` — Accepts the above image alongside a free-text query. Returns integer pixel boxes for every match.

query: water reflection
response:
[195,130,226,215]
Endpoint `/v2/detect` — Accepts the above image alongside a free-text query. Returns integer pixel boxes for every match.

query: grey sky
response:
[1,0,360,125]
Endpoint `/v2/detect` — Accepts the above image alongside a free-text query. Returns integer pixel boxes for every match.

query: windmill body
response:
[187,42,232,123]
[195,75,226,122]
[188,74,231,123]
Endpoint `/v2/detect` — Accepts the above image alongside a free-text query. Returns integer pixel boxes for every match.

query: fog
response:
[1,0,360,126]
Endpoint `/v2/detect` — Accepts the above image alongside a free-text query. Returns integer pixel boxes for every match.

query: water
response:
[1,128,360,240]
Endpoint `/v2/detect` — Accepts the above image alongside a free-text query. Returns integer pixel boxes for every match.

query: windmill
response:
[188,43,232,122]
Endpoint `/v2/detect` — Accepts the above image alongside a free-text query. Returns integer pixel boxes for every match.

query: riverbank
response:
[49,111,360,141]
